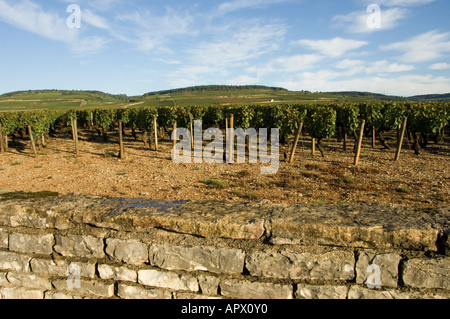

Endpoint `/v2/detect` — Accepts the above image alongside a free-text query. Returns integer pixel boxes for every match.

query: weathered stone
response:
[30,258,96,279]
[54,235,104,259]
[0,228,8,249]
[105,239,148,265]
[198,275,220,296]
[98,264,137,282]
[138,269,199,292]
[356,252,402,288]
[174,292,221,299]
[6,273,52,290]
[117,284,172,299]
[0,251,30,272]
[0,272,10,287]
[9,233,53,255]
[220,279,293,299]
[245,249,355,280]
[44,292,83,299]
[149,244,245,274]
[0,287,43,299]
[270,204,440,251]
[348,286,394,299]
[295,285,348,299]
[52,279,114,298]
[402,258,450,289]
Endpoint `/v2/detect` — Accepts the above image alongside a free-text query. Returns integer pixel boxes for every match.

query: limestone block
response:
[98,264,137,282]
[245,249,355,280]
[117,284,172,299]
[402,258,450,290]
[356,252,402,288]
[220,279,293,299]
[295,285,348,299]
[138,269,199,292]
[149,244,245,274]
[0,251,31,272]
[9,233,53,255]
[105,239,148,265]
[54,235,104,259]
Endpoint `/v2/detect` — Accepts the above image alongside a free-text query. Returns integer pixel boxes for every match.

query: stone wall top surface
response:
[0,193,448,252]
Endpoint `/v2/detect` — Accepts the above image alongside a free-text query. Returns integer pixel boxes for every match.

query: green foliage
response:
[305,106,337,139]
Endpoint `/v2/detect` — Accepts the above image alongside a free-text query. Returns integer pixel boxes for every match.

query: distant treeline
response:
[144,85,288,96]
[0,90,129,101]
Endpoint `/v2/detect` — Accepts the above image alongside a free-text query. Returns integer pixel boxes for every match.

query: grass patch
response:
[396,185,409,193]
[10,162,21,166]
[204,178,228,189]
[34,165,43,169]
[117,171,127,176]
[342,176,354,184]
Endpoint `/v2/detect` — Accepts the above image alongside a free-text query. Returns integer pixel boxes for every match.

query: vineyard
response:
[0,102,449,208]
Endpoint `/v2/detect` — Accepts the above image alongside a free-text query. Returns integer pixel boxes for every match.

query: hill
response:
[0,86,448,112]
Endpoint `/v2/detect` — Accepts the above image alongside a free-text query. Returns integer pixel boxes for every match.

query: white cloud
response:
[115,8,195,53]
[429,62,450,70]
[333,7,409,33]
[82,9,110,30]
[296,37,368,58]
[381,30,450,62]
[0,0,108,54]
[218,0,285,14]
[247,54,323,77]
[277,73,450,96]
[336,59,414,74]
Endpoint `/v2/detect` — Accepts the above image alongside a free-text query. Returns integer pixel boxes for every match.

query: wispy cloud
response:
[217,0,286,14]
[332,7,409,33]
[381,30,450,62]
[429,62,450,70]
[0,0,109,54]
[295,37,368,58]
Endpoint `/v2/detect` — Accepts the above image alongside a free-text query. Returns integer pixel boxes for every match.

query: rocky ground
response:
[0,127,448,209]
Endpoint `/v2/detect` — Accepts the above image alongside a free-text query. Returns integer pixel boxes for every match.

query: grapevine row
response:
[0,102,449,157]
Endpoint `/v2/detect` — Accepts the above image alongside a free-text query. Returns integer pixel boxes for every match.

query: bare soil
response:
[0,127,449,209]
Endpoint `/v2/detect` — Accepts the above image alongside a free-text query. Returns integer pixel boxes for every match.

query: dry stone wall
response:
[0,194,448,299]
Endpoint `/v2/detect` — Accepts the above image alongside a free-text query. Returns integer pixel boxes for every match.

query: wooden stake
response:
[172,121,177,149]
[0,124,4,153]
[28,126,37,158]
[71,118,80,157]
[190,117,194,149]
[311,138,316,156]
[289,121,303,164]
[118,120,124,159]
[354,120,366,166]
[372,127,376,148]
[153,116,159,151]
[395,117,408,162]
[228,114,234,163]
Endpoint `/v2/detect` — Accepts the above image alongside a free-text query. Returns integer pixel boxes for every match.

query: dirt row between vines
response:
[0,127,449,209]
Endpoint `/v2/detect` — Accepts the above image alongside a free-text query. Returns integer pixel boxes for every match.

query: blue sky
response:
[0,0,449,96]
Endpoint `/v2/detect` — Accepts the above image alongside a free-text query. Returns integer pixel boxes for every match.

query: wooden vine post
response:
[28,126,38,158]
[227,114,234,163]
[289,121,304,164]
[71,117,79,157]
[353,120,366,166]
[153,116,159,151]
[394,117,408,162]
[0,123,4,153]
[172,121,177,149]
[311,138,316,156]
[118,120,124,159]
[190,117,194,149]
